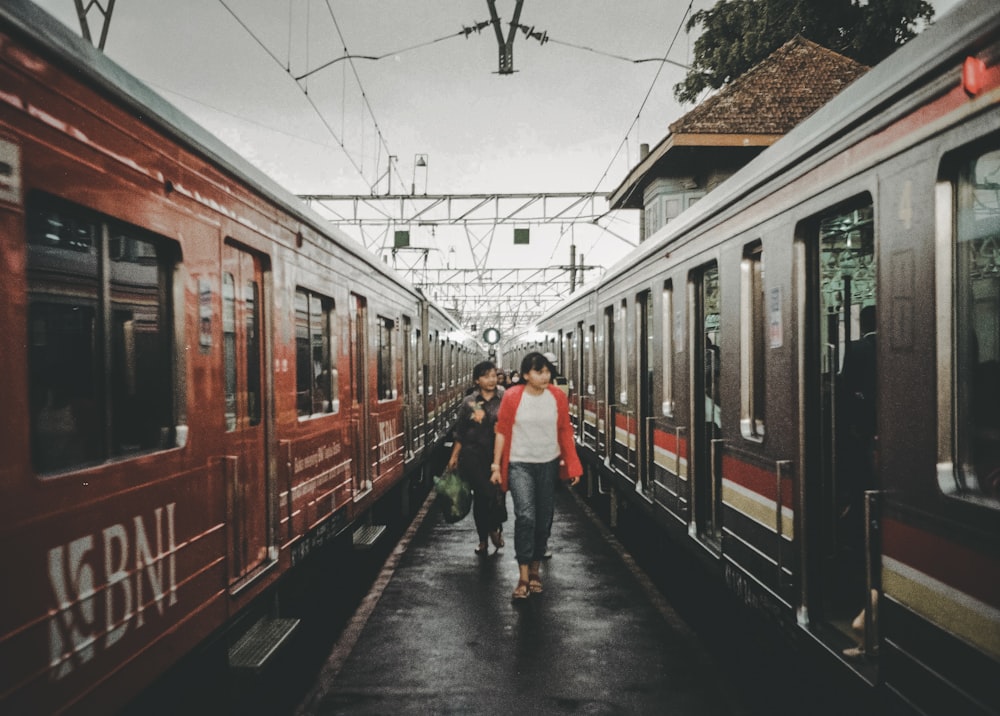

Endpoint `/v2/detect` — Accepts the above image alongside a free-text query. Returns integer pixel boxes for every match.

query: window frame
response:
[740,241,766,441]
[26,192,180,474]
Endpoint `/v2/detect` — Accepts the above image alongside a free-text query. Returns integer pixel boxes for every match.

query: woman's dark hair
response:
[473,360,496,380]
[520,351,554,377]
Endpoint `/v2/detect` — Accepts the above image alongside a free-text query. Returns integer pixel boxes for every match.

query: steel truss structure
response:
[300,191,618,337]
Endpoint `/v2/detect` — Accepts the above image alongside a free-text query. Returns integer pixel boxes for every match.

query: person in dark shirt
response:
[838,304,877,659]
[447,361,506,554]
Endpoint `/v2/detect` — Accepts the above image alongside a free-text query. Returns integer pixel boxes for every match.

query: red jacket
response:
[494,384,583,492]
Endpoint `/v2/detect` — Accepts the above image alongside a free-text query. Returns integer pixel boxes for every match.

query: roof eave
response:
[608,132,782,209]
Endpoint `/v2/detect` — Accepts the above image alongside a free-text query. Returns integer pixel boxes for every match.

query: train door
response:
[637,290,654,493]
[222,242,272,581]
[802,197,877,644]
[691,262,722,547]
[350,293,371,495]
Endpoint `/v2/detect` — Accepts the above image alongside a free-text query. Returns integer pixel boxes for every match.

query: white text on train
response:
[46,503,179,680]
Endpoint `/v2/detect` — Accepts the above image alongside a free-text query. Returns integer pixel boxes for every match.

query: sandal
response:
[511,579,530,600]
[490,530,505,550]
[528,572,543,594]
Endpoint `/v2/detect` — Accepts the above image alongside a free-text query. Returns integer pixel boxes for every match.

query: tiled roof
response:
[669,35,869,136]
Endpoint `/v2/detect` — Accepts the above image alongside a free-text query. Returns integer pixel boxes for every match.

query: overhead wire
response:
[320,0,405,195]
[215,0,371,181]
[530,32,689,70]
[549,0,696,263]
[214,0,420,194]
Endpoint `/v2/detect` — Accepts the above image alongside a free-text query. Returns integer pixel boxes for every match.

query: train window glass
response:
[703,263,722,430]
[351,293,367,405]
[245,279,261,426]
[619,299,628,405]
[567,330,577,392]
[27,194,176,473]
[953,147,1000,506]
[377,315,395,401]
[295,289,338,418]
[328,300,339,410]
[662,281,674,416]
[741,242,766,440]
[223,273,237,431]
[402,315,413,401]
[438,340,445,392]
[587,324,596,395]
[414,327,423,396]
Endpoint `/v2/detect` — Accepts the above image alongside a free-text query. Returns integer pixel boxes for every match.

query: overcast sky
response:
[31,0,964,270]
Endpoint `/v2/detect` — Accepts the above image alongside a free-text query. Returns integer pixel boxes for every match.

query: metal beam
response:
[300,192,607,227]
[298,191,621,337]
[73,0,116,51]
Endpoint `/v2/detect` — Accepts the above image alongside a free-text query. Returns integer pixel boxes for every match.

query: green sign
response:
[482,327,501,345]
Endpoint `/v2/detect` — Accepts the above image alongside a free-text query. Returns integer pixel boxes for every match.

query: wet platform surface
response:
[296,485,748,716]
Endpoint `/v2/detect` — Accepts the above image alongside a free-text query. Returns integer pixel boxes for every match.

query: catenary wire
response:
[549,0,695,262]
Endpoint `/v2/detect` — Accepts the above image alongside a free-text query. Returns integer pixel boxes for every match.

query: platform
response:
[296,485,748,715]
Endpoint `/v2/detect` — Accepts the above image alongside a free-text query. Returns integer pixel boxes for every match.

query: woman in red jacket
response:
[490,352,582,600]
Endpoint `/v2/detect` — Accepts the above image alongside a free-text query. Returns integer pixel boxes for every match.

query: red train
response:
[0,2,479,713]
[517,1,1000,713]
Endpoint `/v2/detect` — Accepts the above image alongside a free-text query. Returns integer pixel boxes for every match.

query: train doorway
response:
[803,198,877,648]
[222,242,272,583]
[692,262,722,548]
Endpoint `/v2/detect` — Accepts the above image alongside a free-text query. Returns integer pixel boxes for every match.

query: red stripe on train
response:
[882,517,1000,609]
[722,455,792,509]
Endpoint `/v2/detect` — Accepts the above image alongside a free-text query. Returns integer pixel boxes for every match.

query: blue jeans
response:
[508,459,558,565]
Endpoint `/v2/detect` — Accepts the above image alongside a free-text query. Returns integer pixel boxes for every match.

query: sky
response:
[30,0,963,274]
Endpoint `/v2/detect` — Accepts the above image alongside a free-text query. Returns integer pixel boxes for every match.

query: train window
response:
[377,316,396,401]
[587,324,596,395]
[950,146,1000,506]
[351,293,367,405]
[244,279,261,426]
[295,288,339,418]
[703,263,722,431]
[662,281,674,416]
[27,194,177,473]
[438,339,445,392]
[619,299,628,405]
[414,327,423,396]
[741,242,766,440]
[224,273,237,430]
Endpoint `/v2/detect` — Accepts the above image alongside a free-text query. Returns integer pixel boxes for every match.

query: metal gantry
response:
[300,191,613,337]
[73,0,116,51]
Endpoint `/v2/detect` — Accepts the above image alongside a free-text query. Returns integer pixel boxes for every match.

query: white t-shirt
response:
[509,389,560,463]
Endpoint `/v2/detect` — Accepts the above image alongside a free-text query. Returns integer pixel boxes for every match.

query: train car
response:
[534,1,1000,713]
[0,1,478,713]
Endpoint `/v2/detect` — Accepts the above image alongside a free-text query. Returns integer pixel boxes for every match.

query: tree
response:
[674,0,934,104]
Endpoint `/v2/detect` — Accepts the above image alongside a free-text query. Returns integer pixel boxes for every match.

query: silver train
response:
[515,2,1000,713]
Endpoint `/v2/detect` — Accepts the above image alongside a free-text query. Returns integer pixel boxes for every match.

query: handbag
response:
[491,486,508,524]
[433,470,472,523]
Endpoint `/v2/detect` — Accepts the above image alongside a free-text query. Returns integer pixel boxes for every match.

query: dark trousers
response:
[459,451,503,543]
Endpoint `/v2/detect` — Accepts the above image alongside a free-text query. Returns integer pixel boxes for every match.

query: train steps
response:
[228,616,300,674]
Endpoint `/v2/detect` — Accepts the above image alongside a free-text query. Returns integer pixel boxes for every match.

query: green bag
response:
[434,470,472,523]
